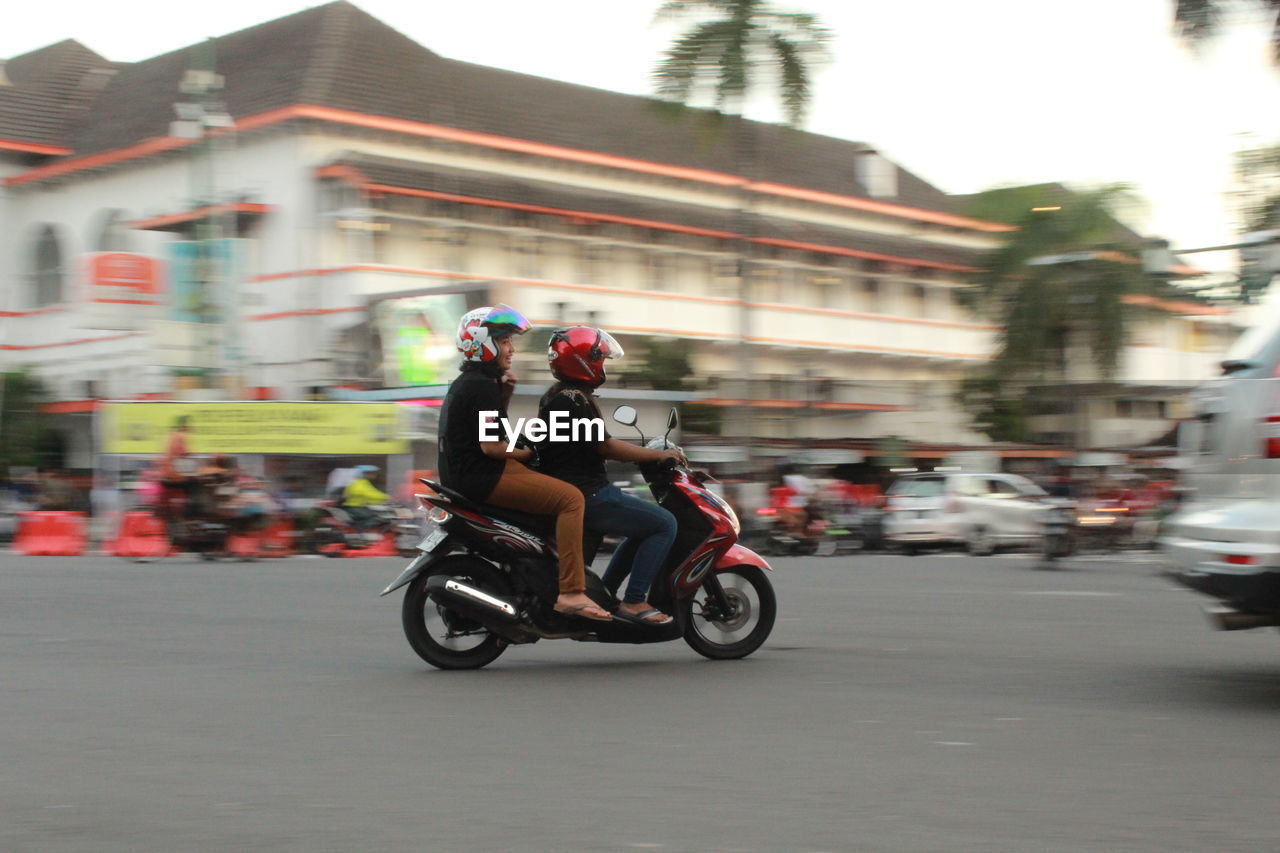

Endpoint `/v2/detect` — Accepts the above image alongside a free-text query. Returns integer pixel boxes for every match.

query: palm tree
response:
[958,185,1166,443]
[965,184,1155,380]
[651,1,831,461]
[1174,1,1280,60]
[653,0,832,125]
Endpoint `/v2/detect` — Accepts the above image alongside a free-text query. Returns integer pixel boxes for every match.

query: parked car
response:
[1159,305,1280,632]
[883,471,1052,555]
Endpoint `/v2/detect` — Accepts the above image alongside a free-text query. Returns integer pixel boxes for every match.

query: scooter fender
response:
[715,543,772,571]
[379,551,434,596]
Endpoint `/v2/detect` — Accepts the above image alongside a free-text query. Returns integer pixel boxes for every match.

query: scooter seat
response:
[421,479,557,539]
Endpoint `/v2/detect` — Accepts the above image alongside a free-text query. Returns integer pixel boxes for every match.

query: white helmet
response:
[455,304,531,363]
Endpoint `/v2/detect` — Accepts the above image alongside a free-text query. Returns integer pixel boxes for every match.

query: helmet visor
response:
[484,304,530,335]
[595,329,623,360]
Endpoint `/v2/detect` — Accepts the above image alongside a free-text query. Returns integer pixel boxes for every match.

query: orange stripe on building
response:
[4,103,1011,233]
[0,306,69,317]
[1122,294,1230,316]
[0,333,140,351]
[246,306,364,321]
[91,299,162,306]
[0,138,72,156]
[746,182,1016,233]
[697,398,905,411]
[749,236,976,273]
[337,179,974,272]
[245,264,997,330]
[129,202,273,230]
[361,183,739,240]
[4,136,192,185]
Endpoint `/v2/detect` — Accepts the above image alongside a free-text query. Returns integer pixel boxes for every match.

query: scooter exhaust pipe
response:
[426,575,520,624]
[1202,605,1280,632]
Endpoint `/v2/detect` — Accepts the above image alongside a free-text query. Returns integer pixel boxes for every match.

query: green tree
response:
[0,370,60,475]
[625,338,723,434]
[652,0,831,453]
[964,184,1158,381]
[957,185,1169,443]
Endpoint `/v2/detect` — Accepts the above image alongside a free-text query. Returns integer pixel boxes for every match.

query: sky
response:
[5,0,1280,275]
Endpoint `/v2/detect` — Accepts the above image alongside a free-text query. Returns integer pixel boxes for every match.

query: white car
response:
[883,471,1050,555]
[1160,306,1280,631]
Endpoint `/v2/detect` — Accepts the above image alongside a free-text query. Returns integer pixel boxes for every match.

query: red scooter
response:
[381,407,776,670]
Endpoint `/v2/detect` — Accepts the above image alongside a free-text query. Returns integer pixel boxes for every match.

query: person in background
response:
[158,416,197,517]
[229,474,278,534]
[342,464,389,530]
[195,455,240,520]
[36,467,78,511]
[326,466,360,502]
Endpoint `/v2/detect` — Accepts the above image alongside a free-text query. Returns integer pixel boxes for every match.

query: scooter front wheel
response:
[681,565,776,661]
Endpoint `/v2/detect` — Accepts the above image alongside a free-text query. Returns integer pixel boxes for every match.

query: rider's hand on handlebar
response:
[658,449,687,467]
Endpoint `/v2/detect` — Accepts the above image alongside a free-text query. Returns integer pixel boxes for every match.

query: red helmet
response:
[455,304,530,363]
[547,326,623,387]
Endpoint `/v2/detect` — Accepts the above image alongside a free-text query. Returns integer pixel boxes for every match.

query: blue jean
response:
[584,484,678,604]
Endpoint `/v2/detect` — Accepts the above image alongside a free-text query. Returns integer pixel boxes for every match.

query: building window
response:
[31,224,65,307]
[912,284,928,316]
[510,235,541,279]
[649,253,671,291]
[93,209,132,252]
[754,267,780,304]
[863,278,881,312]
[578,244,608,284]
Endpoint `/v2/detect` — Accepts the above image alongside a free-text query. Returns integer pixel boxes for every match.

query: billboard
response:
[166,239,250,324]
[80,252,164,330]
[99,402,408,455]
[370,290,484,387]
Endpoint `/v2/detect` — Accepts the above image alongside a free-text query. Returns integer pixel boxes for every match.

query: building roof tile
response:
[6,2,967,224]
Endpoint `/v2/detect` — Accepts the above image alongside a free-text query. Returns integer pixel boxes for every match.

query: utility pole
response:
[171,39,237,397]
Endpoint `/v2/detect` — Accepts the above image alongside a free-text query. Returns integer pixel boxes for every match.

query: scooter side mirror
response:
[666,407,679,434]
[613,405,638,427]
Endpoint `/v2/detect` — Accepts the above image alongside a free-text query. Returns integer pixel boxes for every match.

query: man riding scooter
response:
[343,465,391,537]
[537,326,686,626]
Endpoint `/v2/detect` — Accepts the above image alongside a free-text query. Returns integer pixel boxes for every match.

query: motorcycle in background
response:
[311,503,421,557]
[1038,500,1076,569]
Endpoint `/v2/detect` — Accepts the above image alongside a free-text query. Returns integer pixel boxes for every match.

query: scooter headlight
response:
[725,503,741,536]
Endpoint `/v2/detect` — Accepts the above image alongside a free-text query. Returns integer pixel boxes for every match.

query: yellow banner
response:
[99,402,408,455]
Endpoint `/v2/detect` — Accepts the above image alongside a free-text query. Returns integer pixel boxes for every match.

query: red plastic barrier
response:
[14,511,88,556]
[105,511,172,559]
[224,532,263,560]
[257,517,297,558]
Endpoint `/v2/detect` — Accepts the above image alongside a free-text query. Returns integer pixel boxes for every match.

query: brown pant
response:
[486,459,586,594]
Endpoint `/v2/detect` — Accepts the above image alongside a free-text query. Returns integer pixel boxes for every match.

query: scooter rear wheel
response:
[401,555,510,670]
[681,565,776,660]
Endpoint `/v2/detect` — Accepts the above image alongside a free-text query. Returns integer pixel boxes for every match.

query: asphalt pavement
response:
[2,548,1278,853]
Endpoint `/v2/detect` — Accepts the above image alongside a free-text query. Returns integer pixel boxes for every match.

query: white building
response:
[0,2,1244,470]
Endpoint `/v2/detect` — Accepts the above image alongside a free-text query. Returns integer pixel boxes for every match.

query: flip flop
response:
[613,607,673,627]
[554,602,613,622]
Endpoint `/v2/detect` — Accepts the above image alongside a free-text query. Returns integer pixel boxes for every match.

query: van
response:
[1159,303,1280,630]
